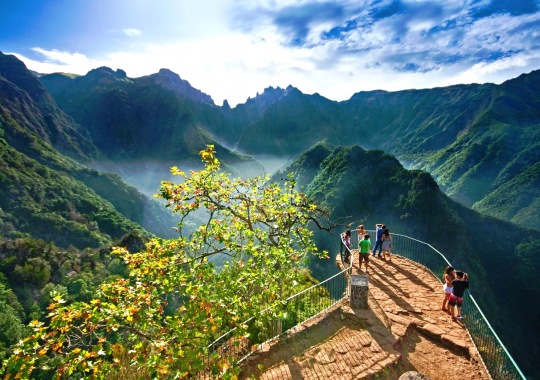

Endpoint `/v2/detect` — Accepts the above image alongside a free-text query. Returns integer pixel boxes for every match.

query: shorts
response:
[448,293,463,306]
[359,253,369,264]
[443,284,453,294]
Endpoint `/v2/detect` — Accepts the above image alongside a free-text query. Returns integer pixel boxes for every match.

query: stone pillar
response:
[350,275,369,309]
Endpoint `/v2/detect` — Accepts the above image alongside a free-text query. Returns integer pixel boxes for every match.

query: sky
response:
[1,0,539,106]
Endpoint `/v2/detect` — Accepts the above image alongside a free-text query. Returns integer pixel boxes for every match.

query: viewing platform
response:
[239,252,490,379]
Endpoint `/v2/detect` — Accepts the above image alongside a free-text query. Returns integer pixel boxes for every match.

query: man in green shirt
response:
[359,234,371,274]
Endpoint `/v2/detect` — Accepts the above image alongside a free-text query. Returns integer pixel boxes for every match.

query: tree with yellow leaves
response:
[2,145,329,379]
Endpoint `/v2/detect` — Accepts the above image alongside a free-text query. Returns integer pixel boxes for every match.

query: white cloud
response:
[8,1,540,107]
[123,28,142,37]
[12,48,102,75]
[31,48,90,66]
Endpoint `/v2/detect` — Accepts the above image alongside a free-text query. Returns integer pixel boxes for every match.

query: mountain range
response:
[39,64,540,230]
[1,50,539,377]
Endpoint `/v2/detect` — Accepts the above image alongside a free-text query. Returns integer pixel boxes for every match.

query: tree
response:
[2,145,329,379]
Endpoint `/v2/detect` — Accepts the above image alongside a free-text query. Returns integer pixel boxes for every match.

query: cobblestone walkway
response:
[239,253,490,379]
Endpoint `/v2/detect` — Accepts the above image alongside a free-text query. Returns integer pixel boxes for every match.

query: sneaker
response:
[456,315,464,319]
[366,269,369,274]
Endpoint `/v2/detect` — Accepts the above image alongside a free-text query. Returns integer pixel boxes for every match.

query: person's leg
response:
[457,299,464,317]
[364,255,370,273]
[448,295,457,318]
[442,293,449,311]
[372,240,381,256]
[376,241,383,256]
[449,304,455,318]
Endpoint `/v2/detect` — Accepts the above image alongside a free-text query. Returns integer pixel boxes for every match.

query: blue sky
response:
[1,0,539,106]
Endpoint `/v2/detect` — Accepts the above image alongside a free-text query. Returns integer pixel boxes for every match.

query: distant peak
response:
[88,66,115,75]
[115,69,127,78]
[157,68,181,79]
[144,68,214,105]
[285,84,302,93]
[86,66,127,80]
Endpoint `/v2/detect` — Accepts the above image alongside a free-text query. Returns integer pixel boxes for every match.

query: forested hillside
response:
[38,58,540,230]
[0,53,181,245]
[225,73,540,231]
[39,67,257,166]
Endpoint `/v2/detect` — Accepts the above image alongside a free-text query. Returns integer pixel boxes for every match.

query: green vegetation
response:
[0,232,144,362]
[2,146,330,379]
[0,138,143,248]
[277,143,540,377]
[2,51,540,377]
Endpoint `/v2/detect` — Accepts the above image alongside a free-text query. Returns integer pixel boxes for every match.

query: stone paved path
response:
[239,252,490,380]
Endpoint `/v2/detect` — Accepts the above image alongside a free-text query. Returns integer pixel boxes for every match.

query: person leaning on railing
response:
[341,230,352,263]
[449,271,469,320]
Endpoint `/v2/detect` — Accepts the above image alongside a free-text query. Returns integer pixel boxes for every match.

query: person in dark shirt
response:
[448,270,469,320]
[372,223,386,257]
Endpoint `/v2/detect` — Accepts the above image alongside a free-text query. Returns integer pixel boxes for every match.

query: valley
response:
[1,50,539,377]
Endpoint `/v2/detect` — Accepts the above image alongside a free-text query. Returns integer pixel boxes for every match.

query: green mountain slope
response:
[0,53,181,247]
[0,52,98,161]
[38,59,540,230]
[277,143,540,376]
[236,86,345,157]
[0,136,140,248]
[39,67,256,167]
[224,71,540,230]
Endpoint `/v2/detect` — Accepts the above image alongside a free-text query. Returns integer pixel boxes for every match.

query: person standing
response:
[359,234,371,274]
[448,271,469,319]
[372,224,385,257]
[441,266,455,312]
[341,230,352,263]
[381,228,392,261]
[355,225,366,248]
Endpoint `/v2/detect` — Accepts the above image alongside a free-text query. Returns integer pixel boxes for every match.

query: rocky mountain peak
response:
[245,86,287,109]
[0,51,49,101]
[143,68,214,105]
[84,67,128,85]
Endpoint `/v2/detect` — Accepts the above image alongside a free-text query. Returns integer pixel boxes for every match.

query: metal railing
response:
[201,231,525,379]
[369,231,526,380]
[201,263,350,379]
